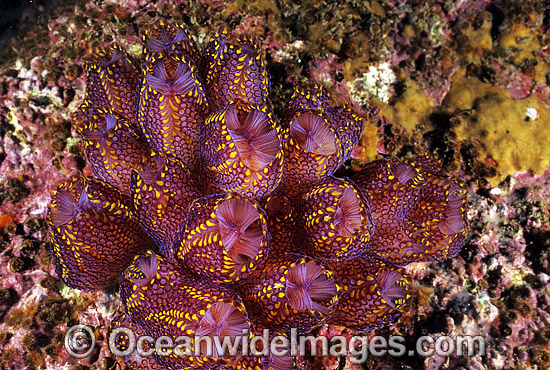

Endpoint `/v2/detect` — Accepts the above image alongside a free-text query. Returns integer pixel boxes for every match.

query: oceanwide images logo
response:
[65,325,486,363]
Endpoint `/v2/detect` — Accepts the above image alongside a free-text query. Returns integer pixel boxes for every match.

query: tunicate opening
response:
[290,112,336,156]
[145,56,195,96]
[127,253,159,287]
[216,197,264,264]
[265,194,292,220]
[332,185,363,238]
[285,262,337,315]
[97,47,125,68]
[439,182,465,235]
[225,104,279,172]
[265,349,294,370]
[392,163,417,185]
[49,179,93,227]
[375,270,409,310]
[195,301,249,358]
[143,23,189,53]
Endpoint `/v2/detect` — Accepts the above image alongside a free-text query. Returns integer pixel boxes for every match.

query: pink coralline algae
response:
[46,19,469,369]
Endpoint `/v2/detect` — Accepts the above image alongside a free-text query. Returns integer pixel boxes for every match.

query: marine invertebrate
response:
[120,251,251,369]
[138,50,207,174]
[237,255,339,334]
[20,332,36,349]
[352,155,468,264]
[200,102,284,200]
[83,44,140,132]
[75,104,149,196]
[47,19,469,369]
[301,176,375,260]
[327,257,410,331]
[200,27,269,111]
[47,176,154,290]
[175,192,269,283]
[131,150,203,254]
[7,258,24,273]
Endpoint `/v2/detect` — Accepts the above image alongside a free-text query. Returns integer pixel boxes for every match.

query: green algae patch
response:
[442,67,550,185]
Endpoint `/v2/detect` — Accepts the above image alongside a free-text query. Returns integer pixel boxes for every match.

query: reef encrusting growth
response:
[47,19,469,369]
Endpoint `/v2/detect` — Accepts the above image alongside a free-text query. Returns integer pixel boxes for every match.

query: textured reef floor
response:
[0,0,549,369]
